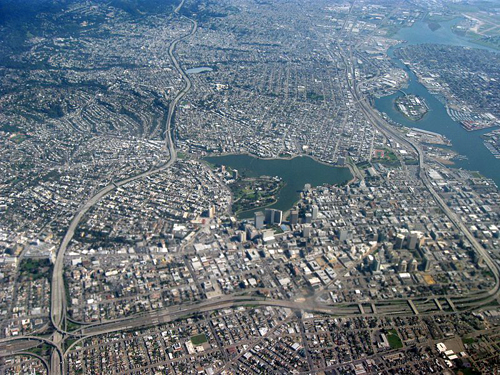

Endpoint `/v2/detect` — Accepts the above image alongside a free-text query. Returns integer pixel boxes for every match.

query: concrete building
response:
[303,224,312,238]
[422,256,432,272]
[304,213,312,224]
[311,205,319,220]
[408,259,418,272]
[238,231,246,243]
[254,212,265,229]
[265,208,283,225]
[274,209,283,226]
[398,260,408,272]
[395,234,405,249]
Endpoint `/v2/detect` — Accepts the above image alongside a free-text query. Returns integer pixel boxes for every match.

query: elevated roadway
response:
[48,0,197,373]
[20,2,500,373]
[339,43,500,302]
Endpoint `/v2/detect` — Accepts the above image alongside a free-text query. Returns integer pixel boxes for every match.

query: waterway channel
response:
[374,19,500,186]
[204,154,352,219]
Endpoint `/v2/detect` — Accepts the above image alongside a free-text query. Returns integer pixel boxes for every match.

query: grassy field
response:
[230,177,283,214]
[66,320,81,332]
[372,148,401,167]
[191,333,208,346]
[462,337,476,345]
[177,151,187,159]
[386,329,403,349]
[19,259,52,280]
[65,338,79,351]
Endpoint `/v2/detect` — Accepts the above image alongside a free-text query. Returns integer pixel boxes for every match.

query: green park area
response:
[19,258,52,280]
[386,329,403,349]
[191,333,208,346]
[230,177,284,215]
[372,148,400,167]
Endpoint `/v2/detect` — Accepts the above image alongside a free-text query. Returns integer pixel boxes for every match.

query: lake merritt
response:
[203,154,352,218]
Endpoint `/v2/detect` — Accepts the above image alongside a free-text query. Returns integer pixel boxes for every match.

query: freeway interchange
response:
[45,2,196,374]
[2,1,500,374]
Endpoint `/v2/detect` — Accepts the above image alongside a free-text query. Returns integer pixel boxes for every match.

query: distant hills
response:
[0,0,181,23]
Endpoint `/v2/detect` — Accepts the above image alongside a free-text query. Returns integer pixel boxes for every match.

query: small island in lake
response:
[394,94,429,121]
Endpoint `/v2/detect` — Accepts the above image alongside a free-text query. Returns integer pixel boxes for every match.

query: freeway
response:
[0,335,63,375]
[49,35,499,375]
[174,0,186,14]
[361,86,500,300]
[2,289,496,372]
[9,2,499,373]
[56,292,494,355]
[49,156,179,333]
[150,6,197,141]
[338,39,500,303]
[162,17,197,150]
[1,352,50,374]
[47,0,197,373]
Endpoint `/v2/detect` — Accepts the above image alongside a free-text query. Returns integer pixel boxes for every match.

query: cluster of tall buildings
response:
[368,236,433,274]
[254,208,283,229]
[254,204,320,229]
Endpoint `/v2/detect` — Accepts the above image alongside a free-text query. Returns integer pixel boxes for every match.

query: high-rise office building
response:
[265,209,274,225]
[311,205,319,220]
[395,234,405,249]
[264,208,283,225]
[422,256,431,272]
[238,231,246,243]
[408,259,418,272]
[303,224,312,238]
[408,234,419,250]
[254,211,265,229]
[274,210,283,226]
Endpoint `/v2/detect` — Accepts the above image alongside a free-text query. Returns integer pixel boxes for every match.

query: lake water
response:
[374,19,500,186]
[203,154,352,218]
[186,66,213,74]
